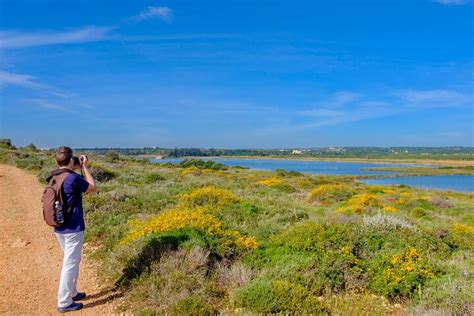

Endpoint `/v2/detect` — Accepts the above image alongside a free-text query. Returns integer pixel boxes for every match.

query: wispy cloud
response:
[0,69,46,88]
[435,0,469,5]
[296,93,396,129]
[22,98,74,113]
[132,6,173,23]
[0,26,112,49]
[263,87,471,135]
[395,89,471,107]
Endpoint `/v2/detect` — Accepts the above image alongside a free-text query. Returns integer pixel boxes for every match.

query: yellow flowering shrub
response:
[452,223,474,234]
[382,205,398,212]
[121,206,258,252]
[179,186,239,207]
[451,222,474,250]
[307,184,354,204]
[338,245,352,256]
[256,176,285,187]
[384,247,435,282]
[337,193,382,213]
[181,166,201,176]
[370,247,435,298]
[395,192,415,207]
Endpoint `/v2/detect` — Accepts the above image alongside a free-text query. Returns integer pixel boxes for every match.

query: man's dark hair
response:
[55,146,73,167]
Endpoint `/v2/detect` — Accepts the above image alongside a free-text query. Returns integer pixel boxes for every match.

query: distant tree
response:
[0,138,14,149]
[25,143,38,152]
[105,150,120,163]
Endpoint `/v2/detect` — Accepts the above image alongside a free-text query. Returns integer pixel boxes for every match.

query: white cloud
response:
[133,6,173,23]
[0,26,112,49]
[0,70,45,88]
[435,0,469,5]
[395,89,471,107]
[23,99,74,113]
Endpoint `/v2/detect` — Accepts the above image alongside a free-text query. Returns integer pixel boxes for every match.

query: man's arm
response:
[80,155,97,193]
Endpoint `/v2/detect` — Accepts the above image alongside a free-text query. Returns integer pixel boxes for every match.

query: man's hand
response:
[79,154,96,193]
[80,155,88,167]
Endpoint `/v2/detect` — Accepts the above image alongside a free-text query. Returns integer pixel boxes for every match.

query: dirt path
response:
[0,164,122,315]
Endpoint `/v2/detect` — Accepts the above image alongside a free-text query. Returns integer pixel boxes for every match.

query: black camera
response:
[72,156,81,166]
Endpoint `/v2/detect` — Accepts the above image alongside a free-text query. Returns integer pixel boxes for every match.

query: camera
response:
[72,156,81,166]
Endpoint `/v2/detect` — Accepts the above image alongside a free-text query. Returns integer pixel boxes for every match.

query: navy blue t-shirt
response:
[54,172,89,234]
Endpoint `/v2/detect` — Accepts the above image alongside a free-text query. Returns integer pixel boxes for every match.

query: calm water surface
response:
[153,157,417,175]
[151,157,472,192]
[360,175,474,192]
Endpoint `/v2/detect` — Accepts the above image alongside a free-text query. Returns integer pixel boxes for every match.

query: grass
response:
[1,147,473,315]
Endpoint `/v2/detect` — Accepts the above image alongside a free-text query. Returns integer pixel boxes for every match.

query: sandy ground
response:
[0,164,122,315]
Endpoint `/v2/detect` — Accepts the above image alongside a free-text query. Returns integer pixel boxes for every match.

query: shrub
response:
[270,221,354,252]
[15,154,45,170]
[142,172,165,183]
[121,206,258,255]
[337,193,383,214]
[179,186,239,207]
[0,138,14,149]
[256,176,285,187]
[170,295,213,316]
[89,163,116,182]
[363,213,413,231]
[104,150,120,163]
[181,166,201,176]
[233,277,326,314]
[429,195,453,209]
[256,176,294,192]
[411,207,427,218]
[125,246,216,315]
[216,261,253,293]
[179,159,227,170]
[367,247,436,299]
[308,184,354,204]
[451,223,474,250]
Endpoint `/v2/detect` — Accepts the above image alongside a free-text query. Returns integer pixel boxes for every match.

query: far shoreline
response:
[147,155,474,167]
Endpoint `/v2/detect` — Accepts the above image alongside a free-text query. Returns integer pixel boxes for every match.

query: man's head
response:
[55,146,74,167]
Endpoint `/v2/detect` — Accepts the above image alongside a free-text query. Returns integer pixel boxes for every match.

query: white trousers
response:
[54,231,84,307]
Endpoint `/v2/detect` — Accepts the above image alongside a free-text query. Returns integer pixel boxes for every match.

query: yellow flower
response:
[179,186,239,207]
[181,166,201,176]
[256,176,285,187]
[121,206,258,251]
[307,184,353,203]
[337,193,382,213]
[382,205,398,212]
[338,245,352,256]
[452,223,474,234]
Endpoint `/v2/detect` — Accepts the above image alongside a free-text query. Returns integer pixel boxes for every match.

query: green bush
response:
[233,277,326,313]
[170,295,213,316]
[142,172,165,183]
[179,159,227,170]
[15,154,45,170]
[105,150,120,163]
[89,163,116,182]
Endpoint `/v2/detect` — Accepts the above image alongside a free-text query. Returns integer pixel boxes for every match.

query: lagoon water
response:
[360,175,474,192]
[152,157,474,192]
[153,157,414,175]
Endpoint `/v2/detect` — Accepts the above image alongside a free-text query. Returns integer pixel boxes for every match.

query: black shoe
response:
[72,292,86,301]
[57,302,83,313]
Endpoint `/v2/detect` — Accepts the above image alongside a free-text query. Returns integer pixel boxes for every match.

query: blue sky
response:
[0,0,473,148]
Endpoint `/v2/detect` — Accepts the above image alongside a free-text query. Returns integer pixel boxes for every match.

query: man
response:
[52,146,97,313]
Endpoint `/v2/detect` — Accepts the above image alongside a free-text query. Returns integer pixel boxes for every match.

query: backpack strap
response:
[48,169,73,206]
